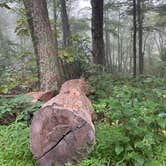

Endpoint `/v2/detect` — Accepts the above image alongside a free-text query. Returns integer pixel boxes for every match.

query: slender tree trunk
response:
[158,31,166,61]
[53,0,58,51]
[117,11,121,72]
[60,0,71,47]
[106,33,112,72]
[105,30,109,69]
[91,0,105,65]
[112,42,115,71]
[53,0,65,81]
[120,37,123,72]
[138,0,144,75]
[133,0,137,77]
[104,10,112,71]
[60,0,75,79]
[124,47,129,73]
[23,0,61,90]
[129,31,133,73]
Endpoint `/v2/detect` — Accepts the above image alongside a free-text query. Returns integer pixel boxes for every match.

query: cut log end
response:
[30,79,95,166]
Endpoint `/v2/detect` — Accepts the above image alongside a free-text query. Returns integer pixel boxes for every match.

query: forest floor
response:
[0,74,166,166]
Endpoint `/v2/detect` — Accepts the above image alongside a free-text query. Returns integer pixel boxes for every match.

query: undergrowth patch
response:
[0,122,38,166]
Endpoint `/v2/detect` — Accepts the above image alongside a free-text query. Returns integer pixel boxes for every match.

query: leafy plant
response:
[0,95,43,125]
[90,75,166,166]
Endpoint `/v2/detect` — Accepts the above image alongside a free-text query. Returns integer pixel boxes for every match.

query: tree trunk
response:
[117,11,121,72]
[120,36,123,72]
[23,0,61,91]
[133,0,137,77]
[53,0,66,81]
[60,0,72,47]
[91,0,105,65]
[112,42,115,71]
[104,10,112,71]
[30,79,95,166]
[138,0,144,75]
[129,31,133,73]
[53,0,58,51]
[60,0,75,79]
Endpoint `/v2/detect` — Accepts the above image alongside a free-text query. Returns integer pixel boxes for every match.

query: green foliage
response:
[0,122,38,166]
[90,123,166,166]
[0,75,165,166]
[156,61,166,71]
[89,75,166,166]
[15,12,29,36]
[62,75,166,166]
[59,35,91,64]
[88,73,113,100]
[0,2,38,94]
[0,95,43,123]
[58,35,92,79]
[0,2,11,9]
[70,17,90,36]
[66,158,108,166]
[0,50,38,94]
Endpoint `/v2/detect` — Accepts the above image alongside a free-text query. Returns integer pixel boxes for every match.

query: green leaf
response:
[158,119,166,129]
[134,141,144,148]
[115,144,124,155]
[0,3,11,9]
[135,155,144,166]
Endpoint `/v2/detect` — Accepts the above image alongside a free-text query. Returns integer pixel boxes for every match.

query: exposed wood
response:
[30,79,95,166]
[26,90,55,103]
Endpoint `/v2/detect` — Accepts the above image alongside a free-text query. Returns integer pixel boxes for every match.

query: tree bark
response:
[91,0,105,65]
[23,0,61,91]
[133,0,137,77]
[30,79,95,166]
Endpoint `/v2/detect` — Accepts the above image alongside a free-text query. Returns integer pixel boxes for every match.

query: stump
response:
[30,79,95,166]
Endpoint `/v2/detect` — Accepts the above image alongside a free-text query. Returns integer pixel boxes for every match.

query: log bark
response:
[30,79,95,166]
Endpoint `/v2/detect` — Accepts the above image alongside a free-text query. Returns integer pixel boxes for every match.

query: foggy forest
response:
[0,0,166,166]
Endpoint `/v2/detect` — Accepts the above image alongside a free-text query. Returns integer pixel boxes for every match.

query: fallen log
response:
[30,79,95,166]
[26,90,55,103]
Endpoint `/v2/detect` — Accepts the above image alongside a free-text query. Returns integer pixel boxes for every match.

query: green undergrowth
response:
[0,95,43,125]
[0,122,38,166]
[0,74,166,166]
